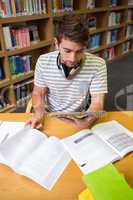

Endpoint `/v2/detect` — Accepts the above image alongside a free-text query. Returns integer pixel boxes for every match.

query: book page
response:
[0,126,47,169]
[92,120,133,157]
[62,129,119,174]
[0,121,25,162]
[18,136,71,190]
[0,121,25,143]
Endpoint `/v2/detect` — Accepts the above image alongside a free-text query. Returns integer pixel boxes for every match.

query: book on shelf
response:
[128,0,133,6]
[89,33,101,49]
[0,120,133,190]
[122,41,130,53]
[83,163,133,200]
[102,47,115,61]
[88,16,96,31]
[0,65,4,80]
[62,120,133,174]
[48,110,105,119]
[108,12,122,27]
[87,0,95,9]
[110,0,118,7]
[125,25,133,38]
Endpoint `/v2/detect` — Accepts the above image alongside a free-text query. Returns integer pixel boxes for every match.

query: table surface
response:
[0,111,133,200]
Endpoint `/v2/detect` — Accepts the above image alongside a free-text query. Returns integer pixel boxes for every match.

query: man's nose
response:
[69,53,77,62]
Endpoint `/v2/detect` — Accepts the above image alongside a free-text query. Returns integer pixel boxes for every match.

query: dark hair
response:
[55,14,89,46]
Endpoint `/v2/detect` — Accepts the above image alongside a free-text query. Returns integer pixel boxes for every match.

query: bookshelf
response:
[0,0,133,112]
[0,0,53,112]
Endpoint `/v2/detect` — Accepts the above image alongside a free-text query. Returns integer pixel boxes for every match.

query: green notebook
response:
[83,163,133,200]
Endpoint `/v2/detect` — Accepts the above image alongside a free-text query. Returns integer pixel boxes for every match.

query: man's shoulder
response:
[85,52,105,66]
[38,50,59,61]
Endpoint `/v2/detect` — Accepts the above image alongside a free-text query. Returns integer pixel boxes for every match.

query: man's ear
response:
[54,38,59,49]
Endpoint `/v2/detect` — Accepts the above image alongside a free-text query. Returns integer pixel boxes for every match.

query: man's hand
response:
[60,116,97,129]
[26,113,44,129]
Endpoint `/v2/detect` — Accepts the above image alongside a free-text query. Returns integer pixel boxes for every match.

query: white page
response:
[0,121,25,163]
[0,121,25,143]
[0,126,47,169]
[62,129,119,174]
[92,120,133,157]
[18,136,71,190]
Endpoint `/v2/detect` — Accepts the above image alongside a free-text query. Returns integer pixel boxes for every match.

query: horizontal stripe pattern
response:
[34,50,107,112]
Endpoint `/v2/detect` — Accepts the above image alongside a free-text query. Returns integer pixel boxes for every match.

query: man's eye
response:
[64,50,71,53]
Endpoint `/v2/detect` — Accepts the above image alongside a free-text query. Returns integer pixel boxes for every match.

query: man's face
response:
[57,38,86,68]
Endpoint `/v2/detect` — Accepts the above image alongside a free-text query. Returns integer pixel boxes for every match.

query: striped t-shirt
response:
[34,50,108,112]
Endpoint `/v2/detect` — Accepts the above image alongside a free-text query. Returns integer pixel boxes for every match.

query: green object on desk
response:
[83,163,133,200]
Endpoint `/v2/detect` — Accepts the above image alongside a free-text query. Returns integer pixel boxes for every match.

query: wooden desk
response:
[0,112,133,200]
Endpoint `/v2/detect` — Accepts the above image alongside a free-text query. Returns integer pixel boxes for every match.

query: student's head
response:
[55,15,89,68]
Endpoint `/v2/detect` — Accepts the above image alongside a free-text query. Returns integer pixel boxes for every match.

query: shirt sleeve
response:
[90,61,108,94]
[34,55,48,88]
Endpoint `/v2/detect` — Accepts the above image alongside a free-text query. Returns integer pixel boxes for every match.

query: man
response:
[27,15,107,129]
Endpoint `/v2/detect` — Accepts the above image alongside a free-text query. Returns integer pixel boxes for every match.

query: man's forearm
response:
[32,87,46,118]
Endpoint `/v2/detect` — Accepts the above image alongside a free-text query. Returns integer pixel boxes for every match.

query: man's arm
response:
[74,93,105,129]
[26,85,48,129]
[61,93,105,130]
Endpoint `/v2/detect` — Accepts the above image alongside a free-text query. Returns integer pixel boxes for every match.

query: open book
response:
[48,110,105,120]
[0,122,71,190]
[0,120,133,190]
[62,120,133,174]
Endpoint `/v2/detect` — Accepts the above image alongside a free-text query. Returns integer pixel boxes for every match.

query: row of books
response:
[102,47,115,61]
[106,30,119,44]
[108,12,123,27]
[128,9,133,21]
[3,24,40,50]
[0,0,46,18]
[15,79,33,105]
[8,55,33,76]
[89,33,101,49]
[125,25,133,38]
[51,0,73,13]
[128,0,133,6]
[0,65,4,80]
[122,41,131,53]
[0,87,11,110]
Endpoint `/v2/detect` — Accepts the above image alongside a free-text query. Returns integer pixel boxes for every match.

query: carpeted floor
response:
[105,52,133,111]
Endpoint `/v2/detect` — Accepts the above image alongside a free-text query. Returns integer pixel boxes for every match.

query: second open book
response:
[0,120,133,190]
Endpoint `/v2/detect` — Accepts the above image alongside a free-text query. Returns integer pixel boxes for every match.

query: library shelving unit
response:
[0,0,133,112]
[0,0,53,112]
[53,0,133,61]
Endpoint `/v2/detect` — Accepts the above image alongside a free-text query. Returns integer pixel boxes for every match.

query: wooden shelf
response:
[107,39,125,48]
[0,104,15,113]
[53,7,108,18]
[89,45,106,53]
[0,14,50,24]
[108,24,125,30]
[90,28,107,35]
[6,39,53,56]
[0,79,10,88]
[11,71,34,84]
[109,5,127,11]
